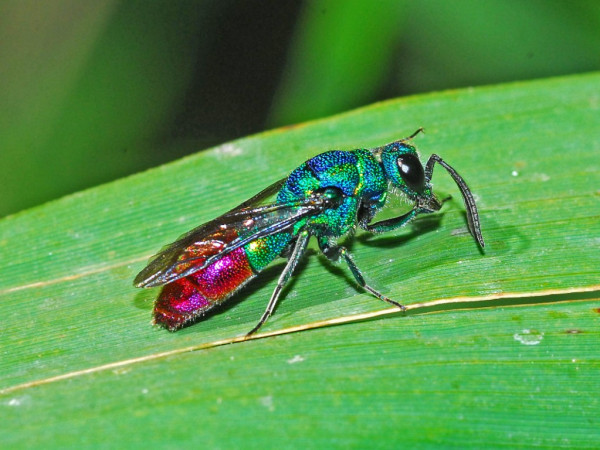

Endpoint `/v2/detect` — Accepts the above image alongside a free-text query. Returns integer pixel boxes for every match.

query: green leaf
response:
[1,73,599,448]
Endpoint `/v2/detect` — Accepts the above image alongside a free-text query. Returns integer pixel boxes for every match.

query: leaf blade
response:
[1,73,599,447]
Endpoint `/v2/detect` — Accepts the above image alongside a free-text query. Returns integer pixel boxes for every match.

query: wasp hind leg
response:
[246,230,312,336]
[319,239,405,312]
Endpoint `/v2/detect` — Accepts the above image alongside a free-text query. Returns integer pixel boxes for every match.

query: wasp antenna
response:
[400,127,425,143]
[426,154,485,248]
[371,128,425,158]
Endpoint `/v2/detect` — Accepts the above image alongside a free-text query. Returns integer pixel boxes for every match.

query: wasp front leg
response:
[363,208,419,234]
[318,238,405,312]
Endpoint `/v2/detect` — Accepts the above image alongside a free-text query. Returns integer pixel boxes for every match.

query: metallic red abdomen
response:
[153,247,256,330]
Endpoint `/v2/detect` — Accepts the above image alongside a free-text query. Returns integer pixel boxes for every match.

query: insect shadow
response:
[357,211,446,248]
[132,213,447,326]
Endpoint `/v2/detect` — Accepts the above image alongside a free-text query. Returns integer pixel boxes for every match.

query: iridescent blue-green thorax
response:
[277,148,388,239]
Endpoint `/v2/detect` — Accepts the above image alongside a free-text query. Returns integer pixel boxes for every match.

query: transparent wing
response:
[134,180,335,288]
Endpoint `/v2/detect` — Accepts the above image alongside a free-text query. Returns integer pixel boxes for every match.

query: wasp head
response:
[379,141,441,213]
[376,131,485,248]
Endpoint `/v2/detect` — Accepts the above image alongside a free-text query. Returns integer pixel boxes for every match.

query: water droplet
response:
[259,395,275,412]
[513,329,544,345]
[215,143,243,157]
[287,355,305,364]
[532,173,550,182]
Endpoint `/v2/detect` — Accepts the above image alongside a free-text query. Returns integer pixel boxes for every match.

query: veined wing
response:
[134,180,338,288]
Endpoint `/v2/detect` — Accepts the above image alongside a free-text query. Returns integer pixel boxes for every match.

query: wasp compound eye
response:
[397,153,425,194]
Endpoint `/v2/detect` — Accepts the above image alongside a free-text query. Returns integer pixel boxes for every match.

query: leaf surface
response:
[1,73,599,448]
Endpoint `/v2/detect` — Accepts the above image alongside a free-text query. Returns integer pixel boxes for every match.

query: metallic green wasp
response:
[135,129,484,334]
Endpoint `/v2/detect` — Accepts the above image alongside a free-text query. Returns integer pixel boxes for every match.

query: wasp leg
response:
[320,240,405,312]
[363,208,418,234]
[246,230,311,336]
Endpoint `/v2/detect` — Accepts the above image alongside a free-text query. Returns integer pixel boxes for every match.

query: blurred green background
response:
[1,0,599,218]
